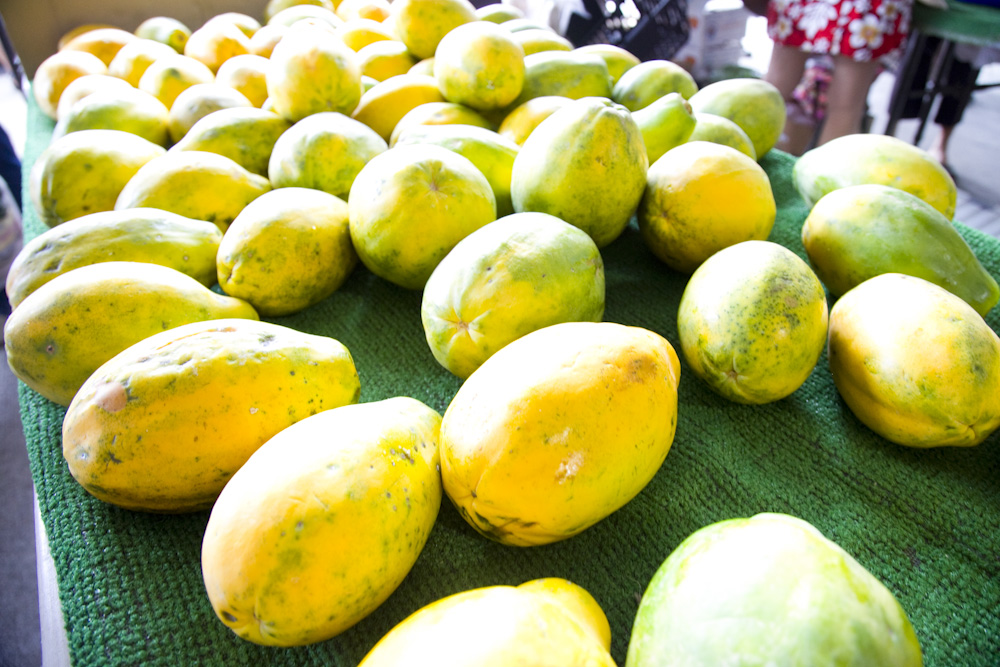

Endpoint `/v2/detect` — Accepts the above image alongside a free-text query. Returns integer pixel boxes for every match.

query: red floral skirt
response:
[767,0,913,62]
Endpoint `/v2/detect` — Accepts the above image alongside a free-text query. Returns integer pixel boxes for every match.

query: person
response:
[761,0,914,153]
[901,39,1000,166]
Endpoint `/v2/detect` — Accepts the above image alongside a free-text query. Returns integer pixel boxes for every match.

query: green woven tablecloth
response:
[19,96,1000,666]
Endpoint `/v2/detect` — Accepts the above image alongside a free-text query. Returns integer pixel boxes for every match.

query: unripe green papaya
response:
[802,184,999,315]
[632,92,696,165]
[511,97,647,248]
[505,51,612,111]
[793,134,957,219]
[612,59,698,111]
[4,261,258,406]
[170,106,291,176]
[6,208,222,309]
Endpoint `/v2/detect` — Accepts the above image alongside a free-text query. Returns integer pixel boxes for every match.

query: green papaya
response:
[170,107,291,176]
[6,208,222,308]
[505,51,612,111]
[631,92,696,165]
[801,184,999,315]
[611,59,698,111]
[511,97,647,248]
[793,134,957,219]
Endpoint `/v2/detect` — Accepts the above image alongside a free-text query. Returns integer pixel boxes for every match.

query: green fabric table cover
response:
[913,0,1000,48]
[19,95,1000,666]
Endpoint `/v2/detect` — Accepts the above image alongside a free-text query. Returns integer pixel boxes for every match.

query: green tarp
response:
[18,96,1000,665]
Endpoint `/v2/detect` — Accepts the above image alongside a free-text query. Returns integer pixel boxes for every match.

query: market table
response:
[18,95,1000,666]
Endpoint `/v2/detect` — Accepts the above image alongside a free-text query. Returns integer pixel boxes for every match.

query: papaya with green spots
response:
[677,240,828,404]
[201,397,440,645]
[62,318,360,512]
[511,96,647,248]
[6,207,223,308]
[4,261,258,406]
[170,106,291,176]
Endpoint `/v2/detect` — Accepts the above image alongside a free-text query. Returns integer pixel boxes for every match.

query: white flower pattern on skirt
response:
[767,0,911,62]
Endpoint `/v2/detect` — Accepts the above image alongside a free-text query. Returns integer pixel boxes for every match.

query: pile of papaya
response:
[8,0,997,662]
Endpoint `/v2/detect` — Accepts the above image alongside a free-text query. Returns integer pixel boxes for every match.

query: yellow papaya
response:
[4,261,258,406]
[6,208,222,308]
[440,321,680,546]
[828,273,1000,448]
[62,318,359,512]
[359,578,615,666]
[202,397,440,645]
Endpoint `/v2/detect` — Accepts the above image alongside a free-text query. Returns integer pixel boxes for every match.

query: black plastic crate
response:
[566,0,691,61]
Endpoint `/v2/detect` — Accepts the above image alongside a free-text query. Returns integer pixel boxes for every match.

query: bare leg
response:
[764,43,810,101]
[928,124,953,164]
[816,54,880,145]
[764,43,813,154]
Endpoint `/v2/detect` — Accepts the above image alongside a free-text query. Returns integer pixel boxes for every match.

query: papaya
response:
[348,144,497,289]
[211,12,262,38]
[54,74,133,121]
[389,102,495,146]
[36,129,166,228]
[214,55,270,108]
[356,40,418,82]
[137,54,215,110]
[106,38,178,87]
[268,111,387,199]
[573,43,640,85]
[677,240,829,404]
[167,83,254,143]
[359,578,615,666]
[688,78,786,159]
[686,111,756,160]
[4,261,257,406]
[202,397,440,645]
[627,513,922,666]
[114,150,271,233]
[435,21,526,111]
[392,123,519,216]
[52,87,171,147]
[267,5,343,28]
[511,29,573,56]
[511,96,647,248]
[391,0,477,60]
[217,188,357,316]
[335,18,395,51]
[6,208,222,308]
[248,24,288,58]
[828,273,1000,448]
[611,59,698,111]
[638,141,776,273]
[632,91,696,165]
[421,212,605,378]
[505,51,612,111]
[183,17,252,73]
[497,95,572,146]
[336,0,392,23]
[61,28,137,66]
[170,107,291,176]
[63,319,360,512]
[793,133,957,219]
[32,50,108,120]
[475,2,525,22]
[134,16,192,53]
[802,184,999,315]
[440,321,680,546]
[265,0,335,22]
[351,73,446,142]
[266,24,362,122]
